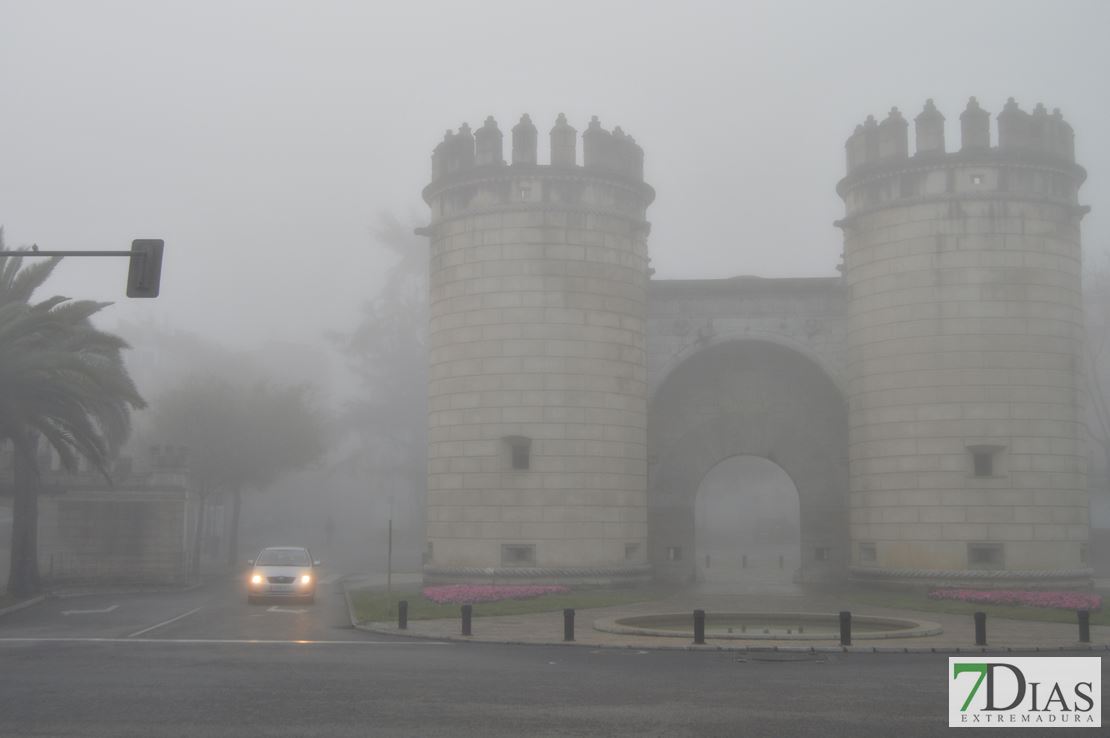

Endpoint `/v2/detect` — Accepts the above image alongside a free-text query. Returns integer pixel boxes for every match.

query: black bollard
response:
[1078,610,1091,643]
[779,555,784,569]
[839,610,851,646]
[693,609,706,645]
[742,555,747,569]
[974,611,987,646]
[461,604,472,636]
[564,608,575,642]
[398,600,408,630]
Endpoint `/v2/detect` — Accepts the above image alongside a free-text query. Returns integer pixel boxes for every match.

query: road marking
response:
[127,607,201,638]
[61,604,119,616]
[267,605,308,614]
[0,637,451,646]
[319,573,341,584]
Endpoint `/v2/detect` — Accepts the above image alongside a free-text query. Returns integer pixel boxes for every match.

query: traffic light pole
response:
[0,239,164,297]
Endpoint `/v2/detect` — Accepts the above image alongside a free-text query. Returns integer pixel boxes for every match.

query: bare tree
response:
[330,213,428,516]
[153,377,325,569]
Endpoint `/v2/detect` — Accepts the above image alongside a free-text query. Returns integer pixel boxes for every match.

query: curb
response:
[341,585,1110,656]
[0,595,46,618]
[350,619,1110,656]
[593,611,944,641]
[342,579,361,630]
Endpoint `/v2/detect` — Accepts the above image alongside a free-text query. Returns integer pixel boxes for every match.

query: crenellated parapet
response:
[838,97,1087,220]
[424,113,654,224]
[844,97,1079,174]
[428,113,648,184]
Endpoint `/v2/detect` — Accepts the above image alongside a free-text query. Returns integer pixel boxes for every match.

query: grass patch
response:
[845,589,1110,626]
[351,587,662,623]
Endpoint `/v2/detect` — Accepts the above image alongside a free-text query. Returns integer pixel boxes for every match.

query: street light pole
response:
[387,495,394,615]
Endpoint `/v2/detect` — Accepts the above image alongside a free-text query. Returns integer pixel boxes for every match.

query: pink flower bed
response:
[928,589,1102,611]
[423,584,570,605]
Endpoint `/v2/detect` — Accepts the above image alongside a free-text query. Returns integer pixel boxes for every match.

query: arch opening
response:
[694,455,801,591]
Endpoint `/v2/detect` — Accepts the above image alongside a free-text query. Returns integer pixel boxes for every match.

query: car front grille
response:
[268,576,295,584]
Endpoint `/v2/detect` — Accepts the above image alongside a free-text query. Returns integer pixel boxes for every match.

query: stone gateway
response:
[420,98,1091,588]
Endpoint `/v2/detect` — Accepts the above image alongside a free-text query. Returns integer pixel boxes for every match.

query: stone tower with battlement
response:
[420,114,655,584]
[837,97,1091,587]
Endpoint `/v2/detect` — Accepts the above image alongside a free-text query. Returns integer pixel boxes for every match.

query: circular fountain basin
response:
[595,611,942,640]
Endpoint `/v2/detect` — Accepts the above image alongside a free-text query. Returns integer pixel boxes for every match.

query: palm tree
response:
[0,237,145,596]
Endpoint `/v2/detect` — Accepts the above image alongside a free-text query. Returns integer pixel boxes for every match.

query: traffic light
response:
[126,239,164,298]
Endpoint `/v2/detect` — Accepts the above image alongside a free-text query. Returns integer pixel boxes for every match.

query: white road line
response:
[266,605,308,614]
[61,604,119,616]
[0,637,451,646]
[127,607,202,638]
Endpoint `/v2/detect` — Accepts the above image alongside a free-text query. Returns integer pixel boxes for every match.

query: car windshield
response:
[255,549,310,567]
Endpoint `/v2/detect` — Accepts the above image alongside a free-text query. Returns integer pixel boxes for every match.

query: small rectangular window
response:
[968,543,1003,569]
[858,543,877,563]
[504,436,531,471]
[666,546,682,562]
[968,444,1003,478]
[501,544,536,567]
[971,174,984,185]
[624,543,640,560]
[814,547,832,562]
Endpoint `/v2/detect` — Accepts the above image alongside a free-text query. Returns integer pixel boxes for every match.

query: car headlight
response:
[300,574,312,585]
[251,574,263,585]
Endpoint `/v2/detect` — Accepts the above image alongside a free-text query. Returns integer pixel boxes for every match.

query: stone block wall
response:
[37,485,190,583]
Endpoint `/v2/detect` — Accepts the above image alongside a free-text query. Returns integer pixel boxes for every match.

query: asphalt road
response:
[0,575,1105,737]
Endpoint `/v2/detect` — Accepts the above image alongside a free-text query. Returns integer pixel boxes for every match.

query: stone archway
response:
[694,455,801,591]
[648,340,848,584]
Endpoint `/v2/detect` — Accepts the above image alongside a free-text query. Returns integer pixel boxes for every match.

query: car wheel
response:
[306,593,316,605]
[247,595,258,605]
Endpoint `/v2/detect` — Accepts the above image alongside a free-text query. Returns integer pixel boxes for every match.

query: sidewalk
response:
[349,584,1110,654]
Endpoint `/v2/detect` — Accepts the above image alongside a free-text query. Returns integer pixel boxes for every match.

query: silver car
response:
[246,546,320,604]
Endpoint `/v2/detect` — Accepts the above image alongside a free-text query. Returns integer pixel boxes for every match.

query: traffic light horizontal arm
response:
[0,239,164,298]
[0,250,133,257]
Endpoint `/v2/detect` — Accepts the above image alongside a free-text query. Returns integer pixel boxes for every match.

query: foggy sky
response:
[3,0,1109,365]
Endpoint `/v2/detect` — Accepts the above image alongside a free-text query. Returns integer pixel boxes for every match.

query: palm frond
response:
[0,254,144,480]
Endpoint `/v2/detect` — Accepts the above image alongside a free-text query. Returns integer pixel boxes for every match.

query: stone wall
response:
[38,482,190,584]
[646,278,850,582]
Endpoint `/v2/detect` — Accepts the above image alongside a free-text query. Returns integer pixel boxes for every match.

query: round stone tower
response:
[837,98,1091,587]
[420,113,655,584]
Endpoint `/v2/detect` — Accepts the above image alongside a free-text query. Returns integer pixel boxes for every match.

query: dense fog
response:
[4,0,1110,575]
[3,0,1109,356]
